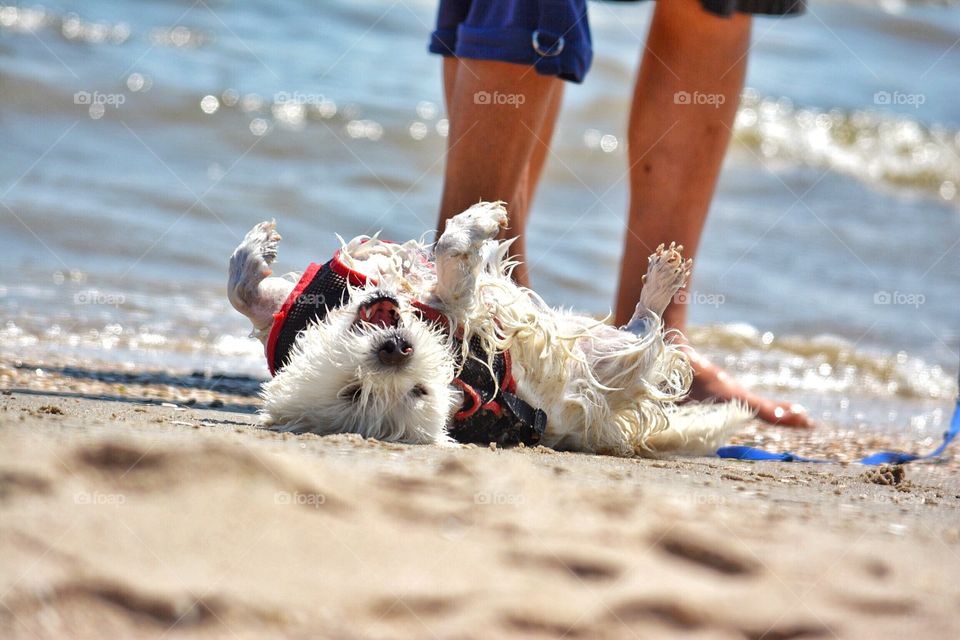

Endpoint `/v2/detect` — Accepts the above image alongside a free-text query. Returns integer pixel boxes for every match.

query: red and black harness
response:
[265,252,547,447]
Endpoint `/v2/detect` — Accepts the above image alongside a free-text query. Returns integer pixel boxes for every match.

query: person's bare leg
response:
[439,58,563,286]
[524,84,563,209]
[505,85,562,285]
[441,56,458,113]
[615,0,811,427]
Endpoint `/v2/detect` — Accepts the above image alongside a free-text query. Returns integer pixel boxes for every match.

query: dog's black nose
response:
[378,336,413,366]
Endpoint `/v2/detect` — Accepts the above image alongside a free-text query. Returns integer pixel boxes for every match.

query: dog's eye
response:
[411,384,428,398]
[338,385,363,403]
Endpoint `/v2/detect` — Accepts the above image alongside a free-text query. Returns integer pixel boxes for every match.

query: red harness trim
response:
[452,378,482,421]
[501,348,517,393]
[265,252,373,376]
[329,248,373,287]
[479,399,503,418]
[266,262,321,376]
[412,299,447,325]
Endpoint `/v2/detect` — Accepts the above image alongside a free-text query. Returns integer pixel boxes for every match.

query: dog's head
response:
[262,285,460,444]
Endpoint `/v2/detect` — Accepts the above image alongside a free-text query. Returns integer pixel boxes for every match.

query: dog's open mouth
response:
[357,294,401,328]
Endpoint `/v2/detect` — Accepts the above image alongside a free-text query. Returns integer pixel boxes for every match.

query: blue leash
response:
[717,395,960,466]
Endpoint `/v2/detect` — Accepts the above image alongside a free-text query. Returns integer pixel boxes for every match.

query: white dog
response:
[228,202,749,456]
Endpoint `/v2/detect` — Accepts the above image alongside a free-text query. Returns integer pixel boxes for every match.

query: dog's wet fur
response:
[228,202,749,456]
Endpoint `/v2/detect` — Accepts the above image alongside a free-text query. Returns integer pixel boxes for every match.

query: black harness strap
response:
[441,333,546,447]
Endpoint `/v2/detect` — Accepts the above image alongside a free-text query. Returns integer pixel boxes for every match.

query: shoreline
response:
[2,357,959,638]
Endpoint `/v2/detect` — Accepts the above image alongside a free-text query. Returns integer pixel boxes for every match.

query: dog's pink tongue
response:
[359,300,400,328]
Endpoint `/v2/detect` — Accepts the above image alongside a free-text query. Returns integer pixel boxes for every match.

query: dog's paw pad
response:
[243,219,282,265]
[461,202,508,241]
[645,243,689,293]
[637,243,692,317]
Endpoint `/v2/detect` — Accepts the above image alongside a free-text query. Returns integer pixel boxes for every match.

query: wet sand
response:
[2,357,959,639]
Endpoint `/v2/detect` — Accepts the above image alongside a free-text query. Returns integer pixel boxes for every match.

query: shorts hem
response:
[429,25,591,83]
[699,0,806,16]
[429,29,458,56]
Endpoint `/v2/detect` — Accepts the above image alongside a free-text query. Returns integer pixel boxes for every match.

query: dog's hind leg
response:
[623,242,692,335]
[431,201,508,316]
[228,220,294,337]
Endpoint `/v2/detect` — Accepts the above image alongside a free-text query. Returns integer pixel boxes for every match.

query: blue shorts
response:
[429,0,805,84]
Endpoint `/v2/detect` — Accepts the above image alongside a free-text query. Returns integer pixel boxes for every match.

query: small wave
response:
[0,319,268,378]
[839,0,960,9]
[0,4,207,47]
[688,324,958,401]
[148,25,209,49]
[0,4,130,44]
[732,89,959,207]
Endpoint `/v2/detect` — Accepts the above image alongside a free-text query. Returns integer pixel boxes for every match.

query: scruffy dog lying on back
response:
[228,202,749,456]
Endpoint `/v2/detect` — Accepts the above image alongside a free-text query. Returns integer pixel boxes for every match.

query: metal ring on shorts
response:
[531,30,565,57]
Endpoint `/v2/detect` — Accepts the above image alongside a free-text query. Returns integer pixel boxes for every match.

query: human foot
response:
[684,347,813,428]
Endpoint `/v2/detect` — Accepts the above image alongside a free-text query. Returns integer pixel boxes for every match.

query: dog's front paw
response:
[228,219,283,313]
[433,202,508,312]
[243,219,282,270]
[462,201,508,241]
[640,242,692,316]
[438,202,507,256]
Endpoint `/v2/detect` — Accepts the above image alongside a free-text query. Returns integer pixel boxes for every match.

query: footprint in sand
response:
[503,551,621,582]
[654,530,758,576]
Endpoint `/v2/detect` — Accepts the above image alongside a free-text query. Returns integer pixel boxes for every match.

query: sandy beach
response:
[2,0,958,637]
[2,357,959,639]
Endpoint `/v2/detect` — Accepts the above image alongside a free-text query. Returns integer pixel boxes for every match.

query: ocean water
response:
[1,0,957,442]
